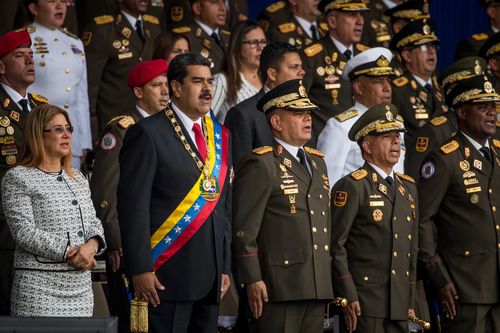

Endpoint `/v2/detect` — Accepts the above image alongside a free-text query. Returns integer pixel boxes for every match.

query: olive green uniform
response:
[418,133,500,333]
[331,164,418,332]
[455,30,493,60]
[362,0,392,48]
[232,142,334,332]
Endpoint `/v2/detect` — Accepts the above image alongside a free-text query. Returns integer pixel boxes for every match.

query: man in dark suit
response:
[0,29,47,315]
[117,53,231,333]
[82,0,161,137]
[418,73,500,333]
[224,42,305,166]
[232,79,333,332]
[331,103,418,333]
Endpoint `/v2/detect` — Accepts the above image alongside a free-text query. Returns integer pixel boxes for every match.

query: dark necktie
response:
[211,32,224,50]
[310,24,319,41]
[18,99,29,114]
[135,20,145,43]
[343,49,352,60]
[192,123,206,162]
[385,176,394,188]
[480,146,492,164]
[297,148,310,176]
[425,83,435,112]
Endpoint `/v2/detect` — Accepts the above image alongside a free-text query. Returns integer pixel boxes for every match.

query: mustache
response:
[199,91,212,99]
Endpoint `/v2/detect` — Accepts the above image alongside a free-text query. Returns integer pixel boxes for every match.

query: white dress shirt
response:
[1,83,30,112]
[295,15,317,39]
[275,137,311,174]
[461,131,490,152]
[330,35,354,56]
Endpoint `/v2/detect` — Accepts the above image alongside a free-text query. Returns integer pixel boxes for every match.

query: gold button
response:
[408,234,412,240]
[324,245,329,251]
[284,260,289,265]
[492,206,497,212]
[64,103,69,109]
[393,216,397,221]
[139,57,143,62]
[65,68,70,74]
[319,194,323,199]
[407,253,411,258]
[489,188,493,194]
[308,194,311,198]
[363,276,369,281]
[496,225,500,231]
[405,271,409,277]
[323,228,328,233]
[66,86,71,92]
[394,233,399,239]
[314,244,318,250]
[310,210,314,215]
[498,243,500,249]
[464,250,470,256]
[100,200,108,208]
[312,227,317,232]
[236,230,244,238]
[393,251,398,257]
[406,216,411,222]
[321,211,326,216]
[391,270,396,275]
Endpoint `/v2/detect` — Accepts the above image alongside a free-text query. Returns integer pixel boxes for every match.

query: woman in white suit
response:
[1,104,106,317]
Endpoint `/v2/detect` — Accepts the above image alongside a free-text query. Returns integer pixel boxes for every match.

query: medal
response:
[200,171,220,201]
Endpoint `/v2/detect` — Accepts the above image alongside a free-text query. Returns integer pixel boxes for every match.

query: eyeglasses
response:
[242,39,268,48]
[43,125,74,134]
[413,44,439,52]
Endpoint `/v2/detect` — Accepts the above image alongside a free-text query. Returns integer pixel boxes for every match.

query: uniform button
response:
[319,194,323,199]
[54,37,59,42]
[323,228,328,233]
[391,270,396,275]
[393,217,397,221]
[72,199,78,205]
[313,244,318,250]
[312,227,317,232]
[405,271,410,277]
[406,216,411,222]
[393,251,398,257]
[65,68,70,74]
[324,245,329,251]
[407,253,411,258]
[464,250,470,256]
[363,276,369,281]
[496,225,500,231]
[284,260,289,265]
[310,210,314,215]
[489,188,493,194]
[492,206,497,212]
[139,57,143,62]
[307,194,311,198]
[64,104,69,109]
[408,234,412,240]
[498,243,500,249]
[66,86,71,92]
[77,231,83,237]
[394,234,399,239]
[321,211,326,216]
[56,176,62,181]
[100,201,108,208]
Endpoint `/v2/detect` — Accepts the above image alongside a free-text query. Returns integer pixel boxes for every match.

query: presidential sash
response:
[150,112,229,272]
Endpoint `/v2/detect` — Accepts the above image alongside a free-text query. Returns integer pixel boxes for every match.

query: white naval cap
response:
[342,47,394,81]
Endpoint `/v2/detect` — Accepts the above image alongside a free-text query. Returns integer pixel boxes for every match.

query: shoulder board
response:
[396,172,415,184]
[31,93,48,104]
[118,116,135,129]
[221,29,230,35]
[278,22,296,33]
[319,22,328,31]
[496,120,500,128]
[335,108,358,122]
[493,139,500,149]
[304,146,325,157]
[142,14,159,25]
[440,140,459,154]
[253,146,273,155]
[355,43,369,52]
[27,25,36,33]
[350,169,368,180]
[172,26,191,34]
[94,15,114,25]
[304,43,323,57]
[266,1,285,13]
[58,27,77,39]
[430,116,447,126]
[471,33,488,41]
[393,76,408,87]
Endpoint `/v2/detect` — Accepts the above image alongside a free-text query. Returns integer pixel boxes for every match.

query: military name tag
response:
[415,113,429,120]
[118,52,133,59]
[284,188,299,195]
[466,186,481,193]
[464,178,479,186]
[325,83,341,90]
[369,201,384,207]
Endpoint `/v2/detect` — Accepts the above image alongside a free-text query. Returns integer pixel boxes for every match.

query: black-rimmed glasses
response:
[242,39,268,48]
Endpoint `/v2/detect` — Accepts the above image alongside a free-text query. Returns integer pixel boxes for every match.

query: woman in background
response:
[152,31,190,62]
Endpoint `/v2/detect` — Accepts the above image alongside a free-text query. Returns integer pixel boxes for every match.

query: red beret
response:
[127,59,169,88]
[0,30,31,58]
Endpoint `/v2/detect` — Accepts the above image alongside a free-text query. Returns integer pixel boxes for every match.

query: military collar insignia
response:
[283,158,292,168]
[9,111,19,122]
[3,98,10,108]
[371,172,378,182]
[378,183,388,195]
[121,27,132,39]
[276,144,284,155]
[473,159,482,170]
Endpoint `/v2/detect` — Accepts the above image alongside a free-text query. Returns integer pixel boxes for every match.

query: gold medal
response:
[200,173,220,201]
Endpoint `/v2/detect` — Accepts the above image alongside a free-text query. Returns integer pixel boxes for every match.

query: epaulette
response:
[430,116,447,126]
[355,43,369,52]
[58,27,77,39]
[496,120,500,127]
[304,146,325,157]
[334,108,358,122]
[31,93,48,104]
[471,33,488,41]
[118,116,135,129]
[393,76,408,87]
[350,169,368,180]
[396,172,415,184]
[319,22,328,31]
[143,14,159,25]
[278,22,296,33]
[266,1,285,13]
[493,139,500,149]
[221,29,231,35]
[304,43,323,57]
[253,146,273,155]
[440,140,459,154]
[172,26,191,34]
[27,25,36,33]
[94,15,114,25]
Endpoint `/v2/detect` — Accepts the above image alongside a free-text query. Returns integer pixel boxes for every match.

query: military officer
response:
[417,74,500,333]
[259,0,329,49]
[384,0,431,36]
[455,0,500,60]
[225,0,248,30]
[390,19,448,172]
[331,103,418,333]
[302,0,370,138]
[90,59,168,333]
[0,29,47,315]
[479,32,500,139]
[82,0,161,137]
[181,0,229,73]
[317,47,405,188]
[359,0,397,49]
[232,79,333,332]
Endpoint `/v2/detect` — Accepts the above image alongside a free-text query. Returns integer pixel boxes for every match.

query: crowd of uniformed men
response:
[0,0,499,332]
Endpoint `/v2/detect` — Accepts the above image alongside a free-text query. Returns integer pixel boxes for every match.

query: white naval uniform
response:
[317,101,406,189]
[28,22,92,168]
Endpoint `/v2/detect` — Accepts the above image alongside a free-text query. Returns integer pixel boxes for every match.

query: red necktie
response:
[192,123,206,162]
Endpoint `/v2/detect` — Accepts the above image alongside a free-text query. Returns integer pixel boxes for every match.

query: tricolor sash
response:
[150,112,229,271]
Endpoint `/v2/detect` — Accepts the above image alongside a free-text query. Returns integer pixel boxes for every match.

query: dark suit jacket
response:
[224,90,273,167]
[117,109,232,302]
[418,132,500,304]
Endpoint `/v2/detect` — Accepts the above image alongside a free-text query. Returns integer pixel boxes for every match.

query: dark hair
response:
[222,20,263,105]
[259,42,299,83]
[152,32,190,61]
[167,52,210,95]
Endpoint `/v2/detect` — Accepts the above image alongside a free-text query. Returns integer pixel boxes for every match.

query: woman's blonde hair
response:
[17,104,74,177]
